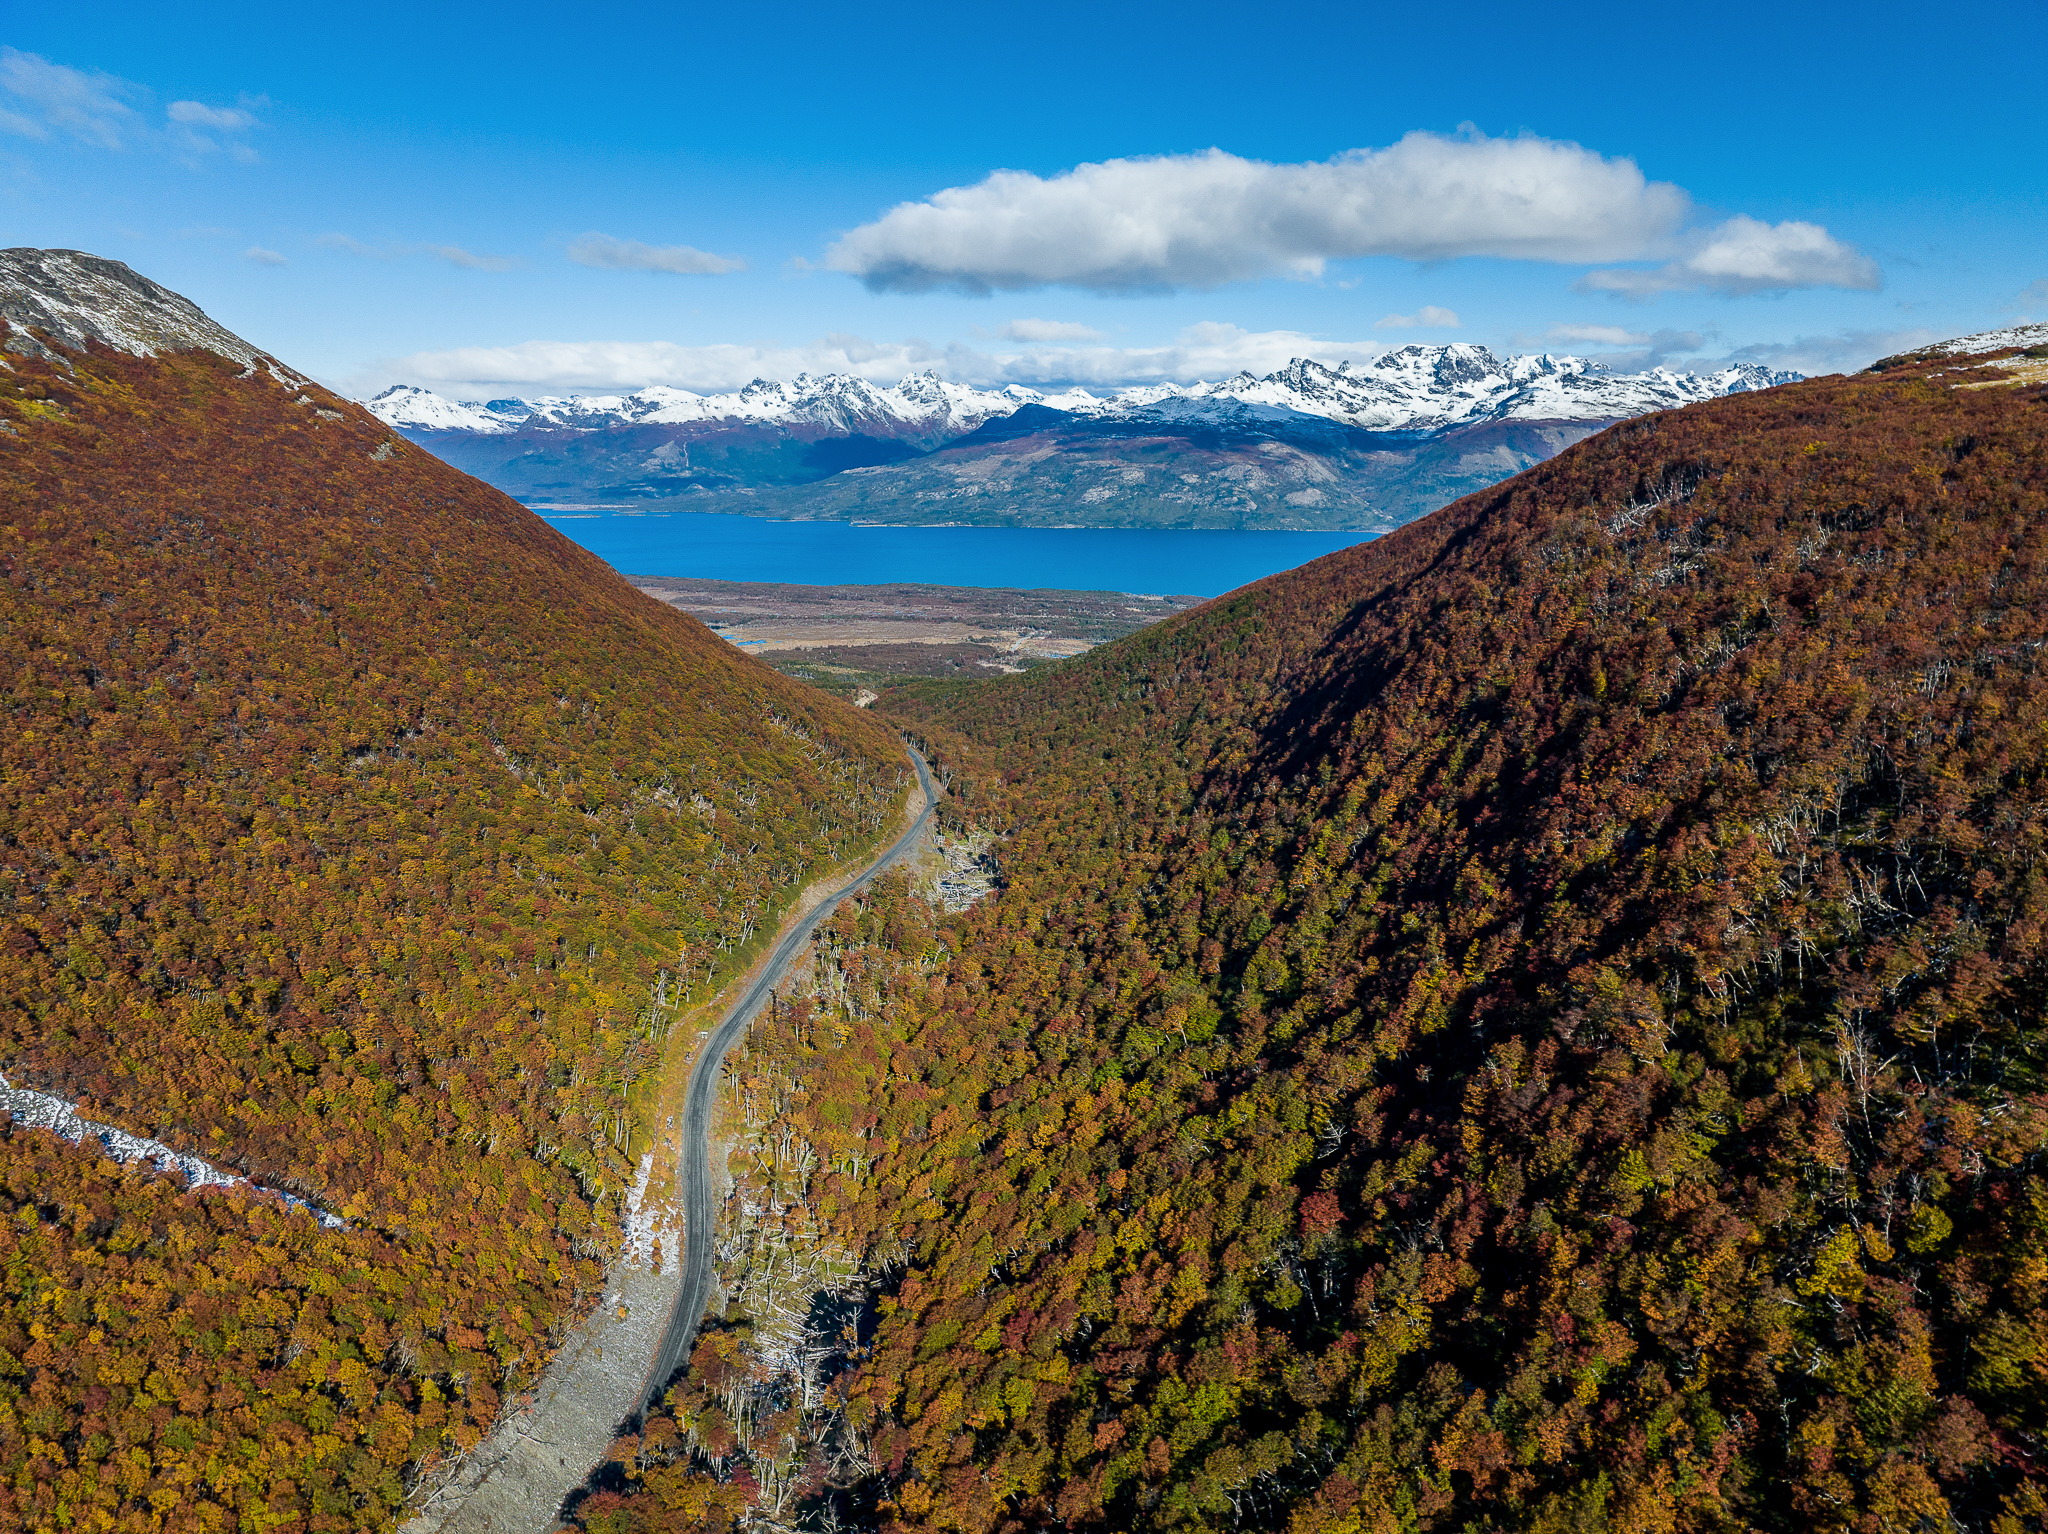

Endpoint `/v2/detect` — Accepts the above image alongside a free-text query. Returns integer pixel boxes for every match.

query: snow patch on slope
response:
[0,247,303,383]
[622,1148,681,1269]
[1919,323,2048,358]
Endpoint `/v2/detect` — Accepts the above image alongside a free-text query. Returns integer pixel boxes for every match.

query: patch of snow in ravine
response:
[0,1069,345,1228]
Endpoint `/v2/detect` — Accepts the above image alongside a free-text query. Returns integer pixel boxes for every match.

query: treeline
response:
[592,358,2047,1531]
[0,341,904,1530]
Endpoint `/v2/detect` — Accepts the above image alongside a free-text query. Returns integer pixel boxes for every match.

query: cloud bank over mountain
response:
[365,317,1924,401]
[365,322,1392,397]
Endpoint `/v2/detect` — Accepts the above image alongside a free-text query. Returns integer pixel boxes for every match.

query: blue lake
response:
[539,507,1380,598]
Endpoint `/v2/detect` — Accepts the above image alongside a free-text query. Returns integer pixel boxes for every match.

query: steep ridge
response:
[0,252,906,1533]
[370,350,1792,529]
[0,247,301,379]
[578,333,2047,1531]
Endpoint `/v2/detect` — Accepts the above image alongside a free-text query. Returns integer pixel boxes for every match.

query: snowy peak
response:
[371,366,1022,440]
[0,248,299,381]
[368,345,1803,444]
[1186,345,1797,433]
[368,384,518,434]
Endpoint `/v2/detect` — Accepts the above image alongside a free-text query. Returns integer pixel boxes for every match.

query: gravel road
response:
[401,743,937,1534]
[642,743,938,1410]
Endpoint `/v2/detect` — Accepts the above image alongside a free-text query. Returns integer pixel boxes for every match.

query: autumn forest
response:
[0,337,905,1530]
[583,345,2048,1534]
[3,293,2046,1534]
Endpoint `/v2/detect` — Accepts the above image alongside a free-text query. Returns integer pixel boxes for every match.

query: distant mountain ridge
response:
[371,346,1792,439]
[371,370,1030,445]
[369,347,1798,530]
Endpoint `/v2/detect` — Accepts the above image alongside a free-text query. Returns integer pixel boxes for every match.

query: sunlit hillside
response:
[0,263,906,1531]
[590,336,2048,1533]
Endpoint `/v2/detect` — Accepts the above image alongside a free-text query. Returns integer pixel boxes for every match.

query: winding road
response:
[401,744,939,1534]
[638,742,939,1412]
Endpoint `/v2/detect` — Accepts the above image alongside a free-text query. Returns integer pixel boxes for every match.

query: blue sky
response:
[4,1,2043,398]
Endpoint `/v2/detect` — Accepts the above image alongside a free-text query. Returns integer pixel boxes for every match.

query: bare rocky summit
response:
[0,248,299,380]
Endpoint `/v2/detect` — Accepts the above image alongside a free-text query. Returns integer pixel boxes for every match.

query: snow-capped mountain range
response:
[368,345,1797,442]
[1188,348,1795,433]
[364,344,1804,531]
[368,372,1042,444]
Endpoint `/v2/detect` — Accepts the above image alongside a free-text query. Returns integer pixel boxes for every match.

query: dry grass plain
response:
[630,577,1203,695]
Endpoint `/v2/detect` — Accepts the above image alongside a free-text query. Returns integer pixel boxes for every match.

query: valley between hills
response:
[2,244,2048,1534]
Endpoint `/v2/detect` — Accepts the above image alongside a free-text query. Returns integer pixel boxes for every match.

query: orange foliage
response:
[0,340,903,1530]
[606,362,2048,1531]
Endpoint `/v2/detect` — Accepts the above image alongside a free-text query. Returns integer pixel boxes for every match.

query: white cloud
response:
[317,232,386,257]
[1001,318,1104,342]
[0,49,265,163]
[363,321,1387,398]
[166,100,260,131]
[1546,323,1651,346]
[989,321,1385,387]
[1582,215,1880,298]
[164,97,265,162]
[320,233,517,270]
[1374,305,1460,330]
[425,244,517,272]
[1718,326,1941,376]
[0,46,141,149]
[567,232,745,275]
[243,246,287,267]
[1533,325,1707,371]
[826,130,1692,294]
[2014,278,2048,314]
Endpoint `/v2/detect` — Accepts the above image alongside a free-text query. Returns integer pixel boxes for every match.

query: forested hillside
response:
[0,289,905,1530]
[592,341,2048,1532]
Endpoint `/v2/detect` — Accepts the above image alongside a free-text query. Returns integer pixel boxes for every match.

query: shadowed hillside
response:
[0,254,905,1532]
[581,339,2048,1532]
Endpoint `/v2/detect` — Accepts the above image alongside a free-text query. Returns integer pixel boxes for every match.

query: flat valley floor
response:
[631,577,1202,698]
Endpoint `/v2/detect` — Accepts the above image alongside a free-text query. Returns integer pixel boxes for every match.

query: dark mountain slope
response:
[0,261,905,1531]
[732,406,1605,530]
[410,415,926,502]
[591,343,2048,1532]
